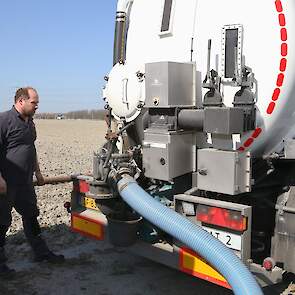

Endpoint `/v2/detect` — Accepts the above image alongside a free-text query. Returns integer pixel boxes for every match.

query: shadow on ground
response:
[0,223,237,295]
[2,223,290,295]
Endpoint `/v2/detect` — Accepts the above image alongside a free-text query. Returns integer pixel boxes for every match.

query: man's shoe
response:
[0,264,15,279]
[34,251,65,264]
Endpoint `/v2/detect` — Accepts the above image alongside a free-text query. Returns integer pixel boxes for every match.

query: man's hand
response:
[35,171,45,186]
[0,175,7,195]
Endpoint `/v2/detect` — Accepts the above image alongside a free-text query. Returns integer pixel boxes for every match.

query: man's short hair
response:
[14,87,37,103]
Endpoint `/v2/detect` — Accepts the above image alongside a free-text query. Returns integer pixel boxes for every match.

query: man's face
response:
[21,89,39,117]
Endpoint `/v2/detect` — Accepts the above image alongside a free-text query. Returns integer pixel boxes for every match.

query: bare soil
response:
[2,119,233,295]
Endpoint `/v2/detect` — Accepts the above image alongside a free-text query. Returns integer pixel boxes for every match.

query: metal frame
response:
[158,0,176,37]
[220,24,244,84]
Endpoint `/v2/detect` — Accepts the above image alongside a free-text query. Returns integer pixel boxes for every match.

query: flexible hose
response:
[117,175,263,295]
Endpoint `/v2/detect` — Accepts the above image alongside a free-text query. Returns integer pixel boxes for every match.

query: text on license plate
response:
[202,226,242,251]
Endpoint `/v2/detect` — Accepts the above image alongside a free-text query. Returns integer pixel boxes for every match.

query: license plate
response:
[202,226,242,251]
[84,197,99,211]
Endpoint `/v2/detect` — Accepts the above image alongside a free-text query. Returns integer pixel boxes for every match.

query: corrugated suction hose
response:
[117,175,263,295]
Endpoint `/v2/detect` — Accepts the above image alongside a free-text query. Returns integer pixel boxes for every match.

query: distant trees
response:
[35,109,106,120]
[35,113,56,119]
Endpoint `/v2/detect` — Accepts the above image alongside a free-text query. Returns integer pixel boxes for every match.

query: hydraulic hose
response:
[117,175,263,295]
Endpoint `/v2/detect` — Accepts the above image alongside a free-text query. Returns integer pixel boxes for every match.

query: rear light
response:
[196,205,247,232]
[79,180,90,193]
[73,179,89,193]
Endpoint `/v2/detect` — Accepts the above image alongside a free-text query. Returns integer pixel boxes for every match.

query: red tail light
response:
[73,179,89,193]
[79,180,90,193]
[196,205,247,232]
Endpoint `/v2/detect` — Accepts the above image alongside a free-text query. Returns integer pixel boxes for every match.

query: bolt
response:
[153,97,160,106]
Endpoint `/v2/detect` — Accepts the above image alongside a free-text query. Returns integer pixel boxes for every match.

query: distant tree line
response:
[35,109,106,120]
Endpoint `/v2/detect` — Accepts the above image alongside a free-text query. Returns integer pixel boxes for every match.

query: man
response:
[0,87,64,277]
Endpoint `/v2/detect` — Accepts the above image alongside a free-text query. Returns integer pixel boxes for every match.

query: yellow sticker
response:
[180,248,230,289]
[71,214,104,240]
[84,197,99,210]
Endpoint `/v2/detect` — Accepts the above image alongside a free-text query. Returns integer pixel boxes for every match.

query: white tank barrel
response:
[104,0,295,157]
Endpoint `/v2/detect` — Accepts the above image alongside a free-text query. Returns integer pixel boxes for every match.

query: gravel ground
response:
[1,119,235,295]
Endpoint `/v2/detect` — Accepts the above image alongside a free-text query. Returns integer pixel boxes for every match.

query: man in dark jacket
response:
[0,87,64,277]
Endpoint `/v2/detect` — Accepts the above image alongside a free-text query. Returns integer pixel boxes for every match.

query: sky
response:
[0,1,117,113]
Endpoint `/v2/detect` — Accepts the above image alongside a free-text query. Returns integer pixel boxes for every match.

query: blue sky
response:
[0,1,117,112]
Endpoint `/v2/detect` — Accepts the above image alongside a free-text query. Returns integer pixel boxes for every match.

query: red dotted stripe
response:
[276,73,284,87]
[279,14,286,26]
[280,58,287,71]
[281,28,287,41]
[272,88,280,101]
[275,0,283,13]
[238,0,287,151]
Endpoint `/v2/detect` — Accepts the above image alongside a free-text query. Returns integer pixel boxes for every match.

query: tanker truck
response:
[67,1,295,294]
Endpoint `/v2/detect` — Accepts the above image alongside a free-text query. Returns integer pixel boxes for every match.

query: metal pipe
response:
[113,11,127,65]
[275,205,295,214]
[178,109,204,131]
[33,175,73,186]
[207,39,212,77]
[33,173,92,186]
[113,0,134,65]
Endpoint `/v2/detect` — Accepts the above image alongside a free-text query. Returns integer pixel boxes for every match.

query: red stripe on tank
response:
[237,1,288,152]
[252,128,262,138]
[281,28,287,41]
[280,58,287,72]
[275,0,283,13]
[244,138,254,148]
[278,13,286,26]
[267,102,276,115]
[281,43,288,56]
[272,88,281,101]
[276,73,284,87]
